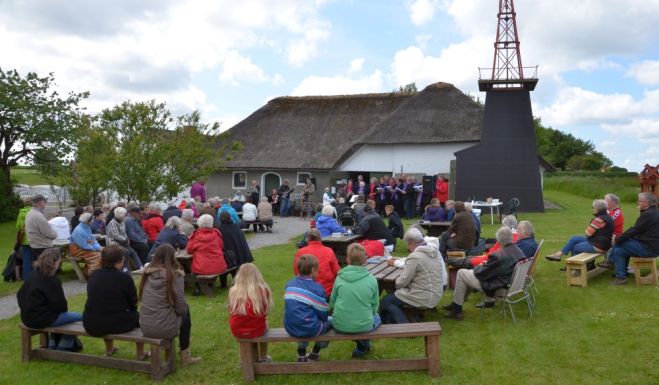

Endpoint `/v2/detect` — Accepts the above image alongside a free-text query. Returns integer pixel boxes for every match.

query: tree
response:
[393,82,417,95]
[0,67,87,219]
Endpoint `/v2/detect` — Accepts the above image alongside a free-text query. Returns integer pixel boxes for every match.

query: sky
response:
[1,0,658,171]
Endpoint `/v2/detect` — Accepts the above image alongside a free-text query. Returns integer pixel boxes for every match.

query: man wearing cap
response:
[125,205,150,264]
[24,195,57,280]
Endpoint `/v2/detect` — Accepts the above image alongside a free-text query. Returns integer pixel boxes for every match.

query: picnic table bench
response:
[630,256,658,286]
[20,321,175,380]
[236,322,442,382]
[53,240,87,283]
[565,252,607,287]
[366,259,402,293]
[321,234,363,265]
[175,251,237,296]
[417,221,451,237]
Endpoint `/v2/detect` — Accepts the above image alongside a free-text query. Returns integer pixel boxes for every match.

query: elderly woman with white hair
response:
[315,205,346,237]
[546,199,614,262]
[148,216,189,261]
[379,228,443,324]
[186,214,226,277]
[106,207,144,272]
[68,212,102,277]
[179,209,195,237]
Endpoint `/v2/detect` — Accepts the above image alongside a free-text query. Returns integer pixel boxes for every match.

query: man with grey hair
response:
[125,205,150,264]
[604,193,624,238]
[379,228,443,324]
[24,194,58,280]
[444,227,526,320]
[599,192,659,285]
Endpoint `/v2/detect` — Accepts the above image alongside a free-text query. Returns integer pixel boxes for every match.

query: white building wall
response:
[337,143,476,175]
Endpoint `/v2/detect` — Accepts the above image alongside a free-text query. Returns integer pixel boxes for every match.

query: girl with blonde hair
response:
[227,263,273,362]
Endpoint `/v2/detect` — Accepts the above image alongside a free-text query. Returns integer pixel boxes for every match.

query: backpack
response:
[3,249,23,282]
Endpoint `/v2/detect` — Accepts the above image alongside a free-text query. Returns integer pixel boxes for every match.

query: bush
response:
[0,169,22,221]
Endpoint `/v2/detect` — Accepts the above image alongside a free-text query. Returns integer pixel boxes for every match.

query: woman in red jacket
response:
[186,214,227,276]
[435,174,449,206]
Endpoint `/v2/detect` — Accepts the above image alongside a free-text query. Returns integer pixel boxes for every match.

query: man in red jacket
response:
[435,174,449,206]
[293,229,340,298]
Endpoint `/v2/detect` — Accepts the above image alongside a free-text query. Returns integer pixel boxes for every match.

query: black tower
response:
[454,0,544,212]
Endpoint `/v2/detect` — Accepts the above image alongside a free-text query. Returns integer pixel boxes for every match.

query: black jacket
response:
[587,210,614,250]
[387,212,404,239]
[473,244,525,294]
[616,206,659,254]
[162,206,182,224]
[218,220,254,266]
[355,210,394,245]
[83,268,139,336]
[17,271,68,329]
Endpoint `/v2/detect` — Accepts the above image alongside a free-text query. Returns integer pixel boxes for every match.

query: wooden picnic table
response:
[321,234,363,265]
[418,221,451,237]
[366,259,403,293]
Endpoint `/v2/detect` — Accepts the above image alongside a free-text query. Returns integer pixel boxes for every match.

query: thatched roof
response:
[222,82,482,170]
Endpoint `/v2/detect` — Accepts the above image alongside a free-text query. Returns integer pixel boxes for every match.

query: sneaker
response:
[307,351,320,362]
[258,355,273,363]
[296,354,308,362]
[351,346,371,358]
[444,310,464,321]
[597,261,614,269]
[474,301,495,309]
[545,253,562,262]
[609,278,627,286]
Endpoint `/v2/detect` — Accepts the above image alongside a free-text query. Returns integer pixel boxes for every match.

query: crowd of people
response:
[13,174,659,367]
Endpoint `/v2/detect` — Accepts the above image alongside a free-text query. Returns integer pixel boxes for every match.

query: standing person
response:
[247,180,261,209]
[301,178,315,220]
[17,248,82,351]
[293,229,340,298]
[15,198,32,281]
[83,246,146,359]
[598,192,659,285]
[285,255,331,362]
[190,179,207,203]
[106,207,144,272]
[605,193,625,239]
[393,178,405,217]
[139,244,201,365]
[25,194,57,281]
[268,188,281,216]
[403,176,416,219]
[329,243,380,357]
[278,179,292,217]
[227,263,274,363]
[435,174,449,207]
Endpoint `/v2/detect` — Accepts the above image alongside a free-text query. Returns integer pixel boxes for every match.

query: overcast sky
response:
[1,0,658,170]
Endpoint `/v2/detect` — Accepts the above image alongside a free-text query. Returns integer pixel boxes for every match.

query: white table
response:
[471,201,503,225]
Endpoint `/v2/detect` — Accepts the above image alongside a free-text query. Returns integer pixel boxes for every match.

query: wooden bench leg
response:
[165,339,176,374]
[150,344,162,381]
[239,342,257,382]
[67,257,87,283]
[425,334,441,377]
[21,328,32,362]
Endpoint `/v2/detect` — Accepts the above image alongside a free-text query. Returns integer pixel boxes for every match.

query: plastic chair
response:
[482,258,534,323]
[525,239,544,308]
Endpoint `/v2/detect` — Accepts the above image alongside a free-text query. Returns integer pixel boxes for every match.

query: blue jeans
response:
[380,293,410,324]
[609,239,656,279]
[335,314,381,352]
[561,236,597,256]
[21,246,32,281]
[50,312,83,350]
[297,318,332,351]
[281,197,291,217]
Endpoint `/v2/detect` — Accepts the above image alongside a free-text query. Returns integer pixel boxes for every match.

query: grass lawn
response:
[10,168,50,186]
[0,190,657,384]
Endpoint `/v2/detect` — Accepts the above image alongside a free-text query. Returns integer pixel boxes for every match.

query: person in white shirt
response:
[240,197,259,231]
[322,187,335,206]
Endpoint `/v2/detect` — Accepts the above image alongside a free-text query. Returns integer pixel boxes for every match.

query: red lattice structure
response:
[639,164,659,197]
[478,0,538,91]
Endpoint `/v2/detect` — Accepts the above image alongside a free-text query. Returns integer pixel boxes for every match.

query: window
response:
[232,171,246,189]
[297,172,311,185]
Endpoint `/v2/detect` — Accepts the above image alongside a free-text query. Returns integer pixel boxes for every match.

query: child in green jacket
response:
[329,243,381,357]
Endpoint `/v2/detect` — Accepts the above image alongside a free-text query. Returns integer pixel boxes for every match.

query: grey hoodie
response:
[139,267,187,339]
[394,244,444,309]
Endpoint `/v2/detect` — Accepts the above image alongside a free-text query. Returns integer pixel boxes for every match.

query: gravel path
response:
[0,216,309,320]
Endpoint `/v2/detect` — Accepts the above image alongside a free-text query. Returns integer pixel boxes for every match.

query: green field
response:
[10,167,50,186]
[0,190,657,384]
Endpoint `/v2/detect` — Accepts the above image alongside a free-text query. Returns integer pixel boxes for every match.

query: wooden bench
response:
[195,266,238,297]
[630,257,658,286]
[20,321,175,380]
[236,322,442,382]
[565,252,607,287]
[446,251,466,290]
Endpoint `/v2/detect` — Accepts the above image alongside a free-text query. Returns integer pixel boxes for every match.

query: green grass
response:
[10,167,50,186]
[544,174,639,203]
[0,190,657,384]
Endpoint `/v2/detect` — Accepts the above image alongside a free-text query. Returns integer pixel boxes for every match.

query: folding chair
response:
[482,258,534,323]
[525,239,544,308]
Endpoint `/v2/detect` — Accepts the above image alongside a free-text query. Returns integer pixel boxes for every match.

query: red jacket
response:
[608,208,624,237]
[187,228,226,275]
[229,297,268,339]
[359,239,385,258]
[142,213,164,242]
[469,233,520,266]
[435,179,448,203]
[293,241,340,297]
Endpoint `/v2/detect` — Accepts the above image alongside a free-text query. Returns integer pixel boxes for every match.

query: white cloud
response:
[627,60,659,86]
[218,51,268,86]
[406,0,441,26]
[286,21,331,66]
[291,69,384,96]
[602,119,659,139]
[348,58,365,74]
[271,74,285,86]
